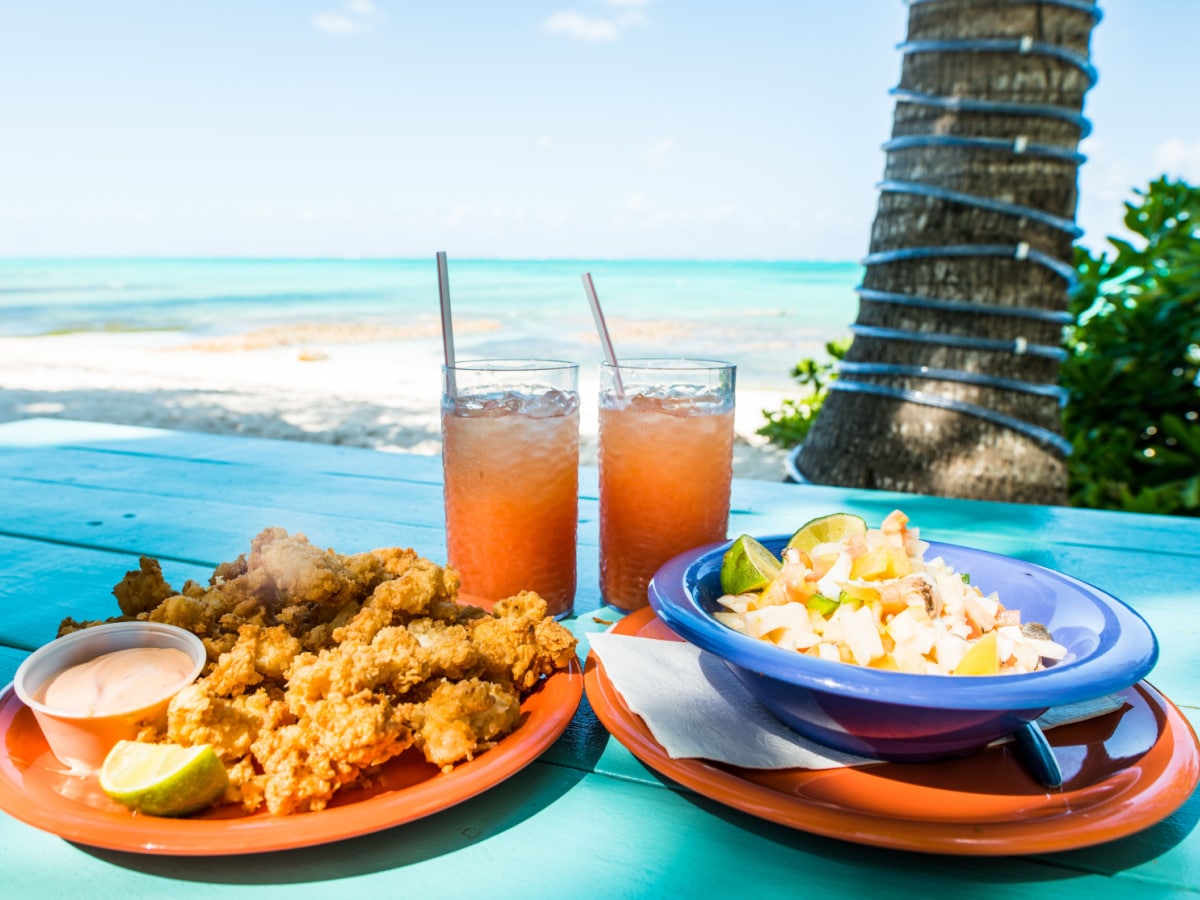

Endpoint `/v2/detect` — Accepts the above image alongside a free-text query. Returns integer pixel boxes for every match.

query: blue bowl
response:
[647,536,1159,761]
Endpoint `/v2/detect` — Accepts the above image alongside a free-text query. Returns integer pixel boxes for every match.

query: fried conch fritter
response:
[58,527,578,816]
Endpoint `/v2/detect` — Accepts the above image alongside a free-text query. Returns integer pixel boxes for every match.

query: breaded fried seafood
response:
[59,527,578,816]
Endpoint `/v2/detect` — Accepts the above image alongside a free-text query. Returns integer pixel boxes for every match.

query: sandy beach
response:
[0,326,795,481]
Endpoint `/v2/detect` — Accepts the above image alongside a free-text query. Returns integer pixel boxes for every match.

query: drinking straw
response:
[581,272,624,398]
[437,251,456,396]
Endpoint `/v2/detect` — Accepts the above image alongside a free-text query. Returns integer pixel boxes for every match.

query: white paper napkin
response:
[588,632,1125,770]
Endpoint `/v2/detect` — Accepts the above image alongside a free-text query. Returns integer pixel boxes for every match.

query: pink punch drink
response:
[598,358,736,610]
[441,359,580,618]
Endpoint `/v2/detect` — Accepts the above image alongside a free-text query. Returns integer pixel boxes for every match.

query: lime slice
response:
[786,513,868,554]
[99,740,229,817]
[720,535,783,595]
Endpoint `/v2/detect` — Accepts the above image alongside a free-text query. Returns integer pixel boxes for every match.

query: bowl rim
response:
[13,621,207,720]
[647,535,1159,711]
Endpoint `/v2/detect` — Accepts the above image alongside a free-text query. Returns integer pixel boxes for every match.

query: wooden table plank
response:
[0,477,449,567]
[0,536,215,650]
[1,444,449,525]
[0,763,1191,898]
[0,417,446,484]
[7,417,1193,559]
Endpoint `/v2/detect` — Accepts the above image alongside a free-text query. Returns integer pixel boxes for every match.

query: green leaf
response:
[758,336,851,449]
[1063,177,1200,518]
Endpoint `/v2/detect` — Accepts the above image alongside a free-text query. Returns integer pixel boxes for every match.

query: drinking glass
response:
[598,358,736,610]
[441,359,580,619]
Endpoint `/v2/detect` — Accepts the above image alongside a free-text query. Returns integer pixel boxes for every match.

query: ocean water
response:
[0,258,862,389]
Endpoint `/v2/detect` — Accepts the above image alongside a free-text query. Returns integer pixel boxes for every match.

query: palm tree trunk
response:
[796,0,1099,505]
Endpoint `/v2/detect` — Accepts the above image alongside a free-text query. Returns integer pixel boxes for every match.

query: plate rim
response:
[0,659,583,856]
[585,606,1200,856]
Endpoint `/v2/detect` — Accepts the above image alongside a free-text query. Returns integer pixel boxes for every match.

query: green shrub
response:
[1061,177,1200,516]
[756,338,849,447]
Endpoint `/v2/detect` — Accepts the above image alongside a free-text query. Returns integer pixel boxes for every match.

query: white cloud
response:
[312,1,382,36]
[1152,138,1200,181]
[540,11,621,42]
[539,4,650,42]
[626,193,645,211]
[312,14,363,35]
[644,136,673,169]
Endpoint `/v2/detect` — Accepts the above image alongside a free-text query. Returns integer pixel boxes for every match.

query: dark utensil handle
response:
[1015,720,1063,790]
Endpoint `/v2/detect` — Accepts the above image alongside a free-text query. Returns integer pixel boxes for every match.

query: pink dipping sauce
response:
[37,647,196,715]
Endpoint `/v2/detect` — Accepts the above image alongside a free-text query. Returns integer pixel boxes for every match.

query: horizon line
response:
[0,254,865,266]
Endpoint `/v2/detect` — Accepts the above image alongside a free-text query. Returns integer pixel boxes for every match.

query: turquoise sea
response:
[0,258,862,390]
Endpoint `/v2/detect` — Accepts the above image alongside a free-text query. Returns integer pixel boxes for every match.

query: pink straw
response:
[581,272,624,398]
[437,251,457,396]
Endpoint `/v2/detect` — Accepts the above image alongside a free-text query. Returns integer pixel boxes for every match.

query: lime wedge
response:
[99,740,228,817]
[720,535,783,595]
[786,513,868,554]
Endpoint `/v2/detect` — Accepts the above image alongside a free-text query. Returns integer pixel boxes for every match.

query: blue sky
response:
[0,1,1195,260]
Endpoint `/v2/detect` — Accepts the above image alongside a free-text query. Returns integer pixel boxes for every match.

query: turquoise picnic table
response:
[0,417,1196,898]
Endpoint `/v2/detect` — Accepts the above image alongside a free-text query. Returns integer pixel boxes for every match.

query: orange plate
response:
[0,659,582,855]
[585,607,1200,856]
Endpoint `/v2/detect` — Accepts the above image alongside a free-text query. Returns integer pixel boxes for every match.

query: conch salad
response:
[715,510,1068,676]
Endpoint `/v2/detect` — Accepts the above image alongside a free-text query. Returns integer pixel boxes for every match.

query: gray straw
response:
[582,272,624,398]
[437,251,456,397]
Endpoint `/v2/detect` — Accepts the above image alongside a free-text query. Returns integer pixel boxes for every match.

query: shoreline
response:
[0,327,797,481]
